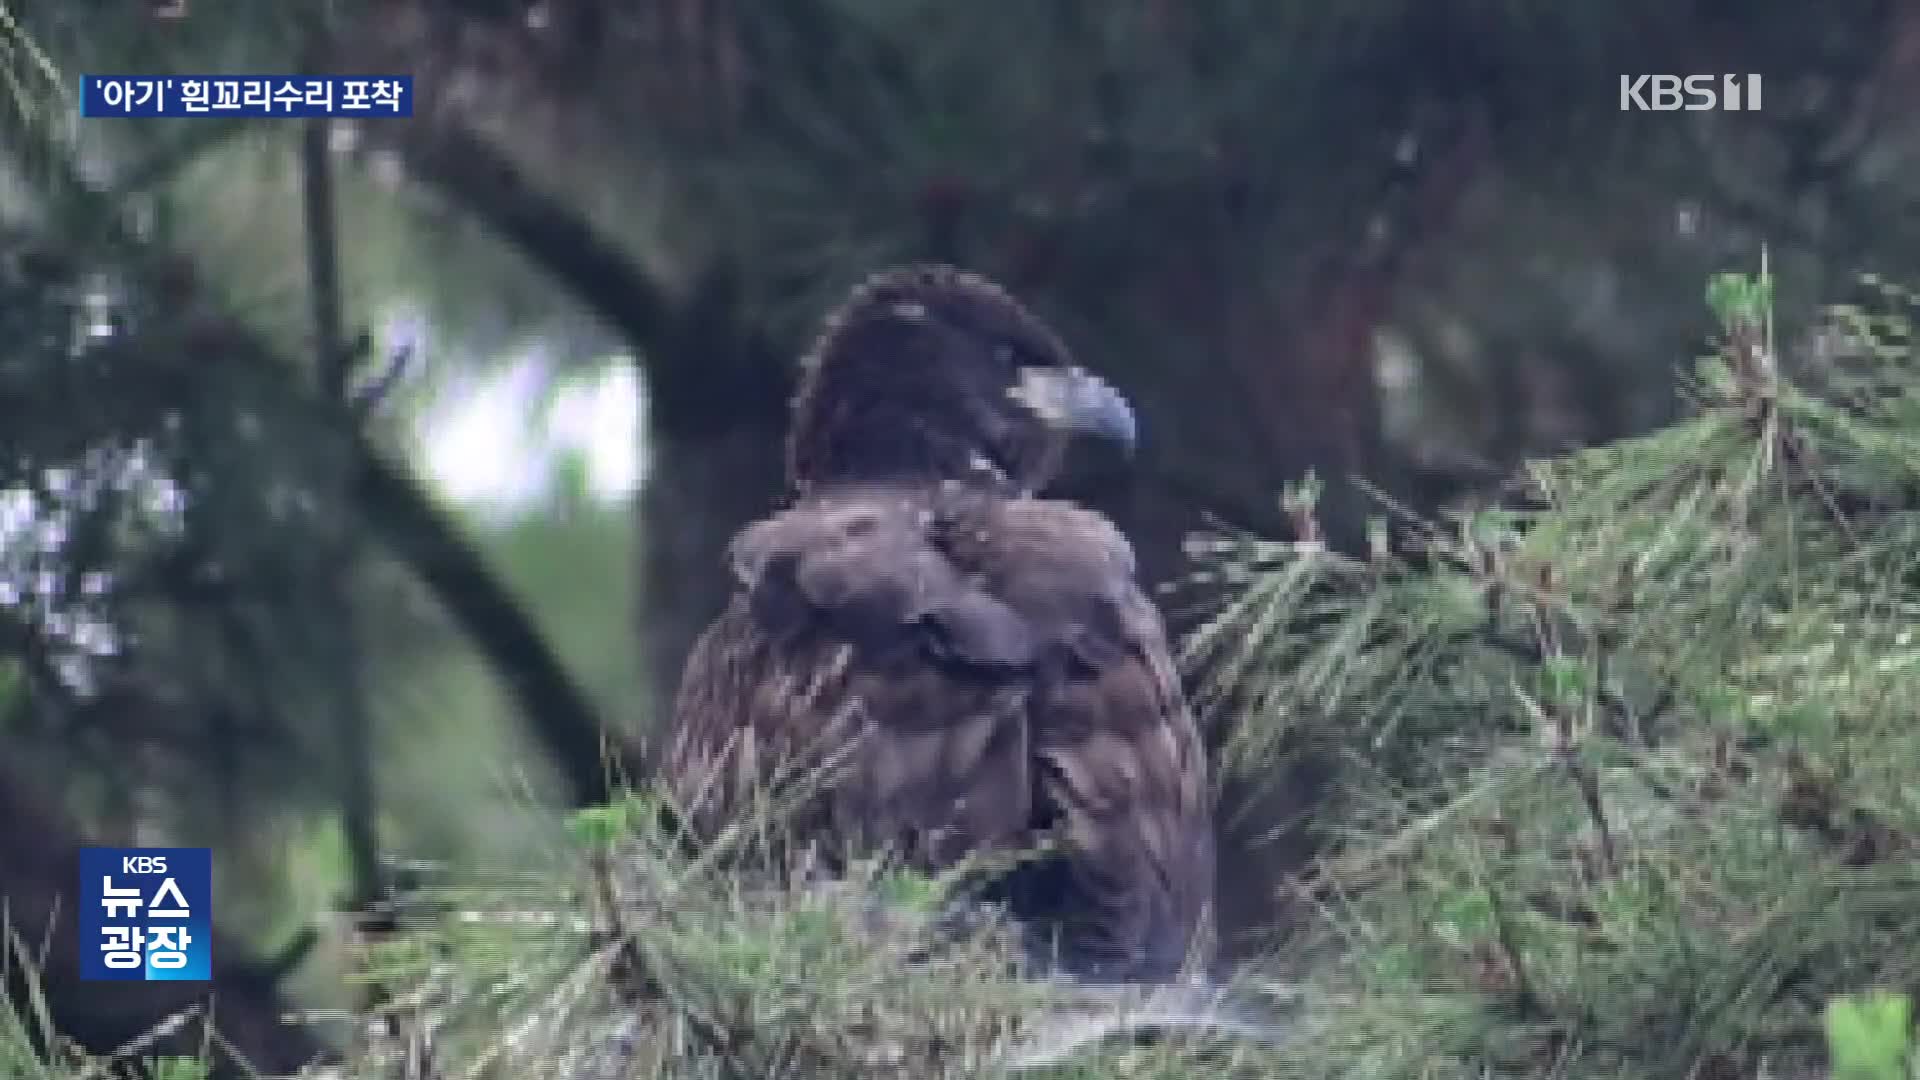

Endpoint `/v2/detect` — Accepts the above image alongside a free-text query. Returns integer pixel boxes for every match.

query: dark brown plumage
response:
[665,265,1214,981]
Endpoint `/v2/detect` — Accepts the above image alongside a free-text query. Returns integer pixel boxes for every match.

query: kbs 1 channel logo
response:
[79,848,212,982]
[1619,74,1762,112]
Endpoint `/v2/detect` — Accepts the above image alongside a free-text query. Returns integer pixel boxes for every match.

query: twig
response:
[1567,749,1619,880]
[1486,824,1543,1016]
[349,340,415,419]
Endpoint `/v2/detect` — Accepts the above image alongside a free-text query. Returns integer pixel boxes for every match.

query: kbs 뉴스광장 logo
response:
[79,847,212,981]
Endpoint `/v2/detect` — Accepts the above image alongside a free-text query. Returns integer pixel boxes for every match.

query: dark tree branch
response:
[303,109,390,941]
[370,111,799,722]
[378,118,676,351]
[142,308,643,810]
[118,303,643,811]
[353,435,641,805]
[373,111,797,436]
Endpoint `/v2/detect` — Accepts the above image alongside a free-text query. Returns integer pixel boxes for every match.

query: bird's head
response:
[786,264,1137,496]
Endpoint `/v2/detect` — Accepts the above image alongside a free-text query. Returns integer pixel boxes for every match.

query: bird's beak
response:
[1013,366,1138,456]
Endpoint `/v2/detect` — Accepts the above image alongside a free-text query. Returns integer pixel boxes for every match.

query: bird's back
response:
[666,484,1214,980]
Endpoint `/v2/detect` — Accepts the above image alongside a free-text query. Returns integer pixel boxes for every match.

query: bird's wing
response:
[969,498,1216,980]
[664,488,1044,872]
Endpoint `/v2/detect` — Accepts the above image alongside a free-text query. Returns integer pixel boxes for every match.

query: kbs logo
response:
[79,847,212,982]
[1620,74,1762,112]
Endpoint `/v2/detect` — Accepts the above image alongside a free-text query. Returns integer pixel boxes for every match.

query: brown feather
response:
[666,484,1215,980]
